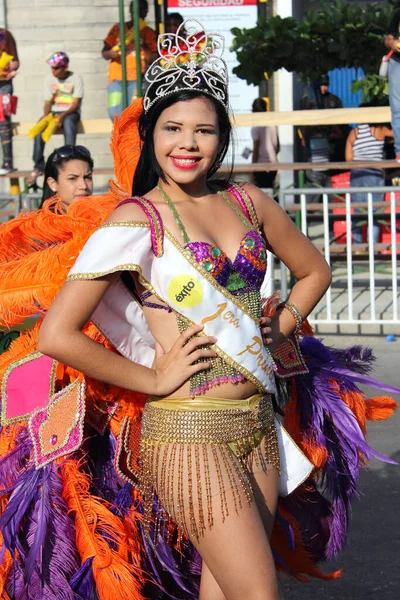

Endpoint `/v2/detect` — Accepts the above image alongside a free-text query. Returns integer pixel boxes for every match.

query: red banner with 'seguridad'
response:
[168,0,257,8]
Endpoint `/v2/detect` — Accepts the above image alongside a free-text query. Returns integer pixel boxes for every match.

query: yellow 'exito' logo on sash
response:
[168,275,203,308]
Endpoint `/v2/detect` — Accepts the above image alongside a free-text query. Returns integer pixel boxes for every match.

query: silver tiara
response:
[143,19,229,112]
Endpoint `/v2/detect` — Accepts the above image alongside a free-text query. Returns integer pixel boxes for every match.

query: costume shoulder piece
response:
[227,182,260,231]
[68,196,164,283]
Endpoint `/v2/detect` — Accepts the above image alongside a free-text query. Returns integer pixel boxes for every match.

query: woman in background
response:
[345,109,393,244]
[251,97,279,191]
[39,144,94,208]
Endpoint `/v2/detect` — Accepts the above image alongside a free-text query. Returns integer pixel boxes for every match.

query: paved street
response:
[281,335,400,600]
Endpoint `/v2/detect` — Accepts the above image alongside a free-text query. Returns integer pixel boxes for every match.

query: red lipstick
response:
[170,156,201,170]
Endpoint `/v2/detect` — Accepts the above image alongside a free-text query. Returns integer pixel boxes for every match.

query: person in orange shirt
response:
[0,28,19,175]
[102,0,156,121]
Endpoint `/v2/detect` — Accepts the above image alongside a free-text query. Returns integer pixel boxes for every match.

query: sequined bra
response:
[185,229,267,293]
[138,183,268,396]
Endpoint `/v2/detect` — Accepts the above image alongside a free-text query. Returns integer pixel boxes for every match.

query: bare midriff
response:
[142,293,259,400]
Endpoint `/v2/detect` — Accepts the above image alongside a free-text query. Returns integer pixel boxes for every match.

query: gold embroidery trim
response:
[28,379,86,470]
[98,221,149,229]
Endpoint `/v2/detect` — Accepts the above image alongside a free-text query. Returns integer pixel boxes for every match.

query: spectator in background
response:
[302,99,332,197]
[251,97,279,190]
[27,52,84,186]
[345,110,393,244]
[302,77,347,200]
[319,74,350,163]
[318,74,342,110]
[385,8,400,161]
[40,145,93,209]
[0,28,19,175]
[166,12,184,35]
[102,0,157,121]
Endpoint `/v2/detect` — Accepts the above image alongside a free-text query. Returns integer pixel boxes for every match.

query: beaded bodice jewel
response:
[157,183,267,397]
[186,230,267,292]
[143,19,228,112]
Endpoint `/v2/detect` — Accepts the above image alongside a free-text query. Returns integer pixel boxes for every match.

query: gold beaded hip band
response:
[138,394,280,541]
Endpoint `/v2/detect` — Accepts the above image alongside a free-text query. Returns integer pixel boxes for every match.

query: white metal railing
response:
[263,186,400,326]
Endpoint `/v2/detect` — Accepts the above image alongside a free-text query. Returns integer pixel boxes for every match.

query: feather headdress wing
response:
[109,97,143,198]
[0,97,145,328]
[0,194,118,328]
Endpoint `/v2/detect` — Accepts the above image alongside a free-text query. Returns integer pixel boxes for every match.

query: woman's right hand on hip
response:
[151,324,217,396]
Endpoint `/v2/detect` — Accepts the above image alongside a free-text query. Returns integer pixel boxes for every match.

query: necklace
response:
[157,183,191,244]
[157,183,251,246]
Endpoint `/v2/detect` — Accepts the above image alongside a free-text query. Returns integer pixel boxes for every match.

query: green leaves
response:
[351,74,389,103]
[231,0,399,86]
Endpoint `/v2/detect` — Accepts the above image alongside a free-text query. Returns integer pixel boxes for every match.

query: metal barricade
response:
[264,186,400,327]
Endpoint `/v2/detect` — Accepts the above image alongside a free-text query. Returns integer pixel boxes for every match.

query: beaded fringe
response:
[139,397,280,541]
[176,313,246,397]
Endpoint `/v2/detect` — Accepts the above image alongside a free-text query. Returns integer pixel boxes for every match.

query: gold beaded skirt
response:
[139,394,280,541]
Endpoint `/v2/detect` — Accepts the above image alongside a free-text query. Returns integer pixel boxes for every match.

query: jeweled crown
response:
[143,19,229,113]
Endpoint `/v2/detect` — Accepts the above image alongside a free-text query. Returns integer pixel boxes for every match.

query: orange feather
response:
[365,396,398,421]
[110,98,143,197]
[272,504,341,582]
[61,460,145,600]
[0,322,41,379]
[0,195,118,328]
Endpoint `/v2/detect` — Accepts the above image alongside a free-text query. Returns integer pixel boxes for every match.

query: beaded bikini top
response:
[156,183,267,293]
[132,183,268,396]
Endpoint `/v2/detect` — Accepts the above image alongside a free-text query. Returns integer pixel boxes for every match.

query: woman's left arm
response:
[244,183,332,351]
[345,127,357,161]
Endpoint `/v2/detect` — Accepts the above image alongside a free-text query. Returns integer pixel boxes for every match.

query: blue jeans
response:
[33,111,80,172]
[0,81,13,167]
[107,80,137,121]
[389,59,400,155]
[350,169,384,244]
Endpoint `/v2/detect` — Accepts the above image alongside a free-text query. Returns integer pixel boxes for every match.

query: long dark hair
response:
[40,145,94,208]
[133,90,233,196]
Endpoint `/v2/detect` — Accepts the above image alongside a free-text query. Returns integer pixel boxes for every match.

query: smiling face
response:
[153,96,221,188]
[47,159,93,205]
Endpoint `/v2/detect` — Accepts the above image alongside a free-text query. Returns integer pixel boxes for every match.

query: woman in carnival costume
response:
[0,19,399,600]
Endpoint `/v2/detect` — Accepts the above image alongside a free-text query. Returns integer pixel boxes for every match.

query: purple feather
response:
[70,558,98,600]
[288,336,398,560]
[86,429,121,503]
[137,498,199,598]
[0,465,42,560]
[321,365,400,397]
[190,549,202,577]
[5,561,27,600]
[275,511,295,552]
[0,428,32,491]
[110,482,136,517]
[0,460,79,598]
[272,548,292,573]
[280,484,332,562]
[143,528,199,598]
[328,344,375,374]
[25,462,80,594]
[25,465,51,579]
